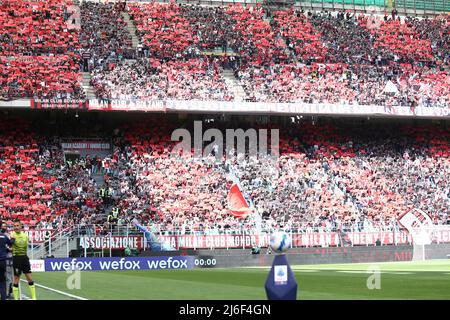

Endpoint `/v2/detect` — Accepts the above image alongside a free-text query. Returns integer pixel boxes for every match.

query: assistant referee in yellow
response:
[10,221,37,300]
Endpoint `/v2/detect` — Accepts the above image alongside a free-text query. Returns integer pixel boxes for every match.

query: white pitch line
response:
[298,268,450,272]
[333,270,417,274]
[382,272,415,275]
[20,279,88,300]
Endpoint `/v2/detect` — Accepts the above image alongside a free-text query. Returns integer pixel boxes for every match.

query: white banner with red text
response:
[165,100,449,117]
[157,230,450,249]
[26,229,56,244]
[1,99,448,118]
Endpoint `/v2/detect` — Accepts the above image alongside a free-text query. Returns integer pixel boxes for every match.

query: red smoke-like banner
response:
[227,183,251,218]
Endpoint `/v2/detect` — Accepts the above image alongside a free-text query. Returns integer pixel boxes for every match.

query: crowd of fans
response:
[235,7,448,107]
[407,15,450,66]
[217,122,449,232]
[0,0,79,55]
[128,2,197,58]
[85,2,232,101]
[79,1,134,71]
[2,115,447,237]
[1,1,450,108]
[0,2,448,252]
[0,54,85,100]
[224,4,288,65]
[236,62,357,103]
[0,118,58,226]
[359,15,434,62]
[0,0,83,101]
[271,9,328,63]
[180,4,233,52]
[0,116,122,234]
[91,57,233,101]
[113,122,239,233]
[124,3,450,107]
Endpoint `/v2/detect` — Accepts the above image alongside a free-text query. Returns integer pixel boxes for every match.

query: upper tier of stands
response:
[0,1,449,109]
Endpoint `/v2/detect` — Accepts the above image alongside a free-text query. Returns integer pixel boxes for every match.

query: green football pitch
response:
[22,260,450,300]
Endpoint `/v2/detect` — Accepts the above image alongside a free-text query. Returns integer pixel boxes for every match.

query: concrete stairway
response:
[121,12,140,49]
[92,173,105,187]
[81,72,96,99]
[221,69,247,102]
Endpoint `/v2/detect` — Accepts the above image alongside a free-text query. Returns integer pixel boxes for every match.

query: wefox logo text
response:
[45,257,193,272]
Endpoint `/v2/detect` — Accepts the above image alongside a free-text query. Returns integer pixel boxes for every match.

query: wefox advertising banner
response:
[44,257,194,272]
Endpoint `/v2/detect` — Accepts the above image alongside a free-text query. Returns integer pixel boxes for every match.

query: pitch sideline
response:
[20,279,88,300]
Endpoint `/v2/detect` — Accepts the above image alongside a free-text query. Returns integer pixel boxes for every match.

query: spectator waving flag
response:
[227,183,251,219]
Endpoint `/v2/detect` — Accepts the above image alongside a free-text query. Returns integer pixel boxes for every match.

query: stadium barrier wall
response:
[29,244,450,272]
[193,244,450,267]
[27,229,450,260]
[199,245,416,267]
[44,229,450,251]
[421,243,450,260]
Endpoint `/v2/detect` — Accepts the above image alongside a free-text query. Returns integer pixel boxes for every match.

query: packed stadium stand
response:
[0,0,449,108]
[0,112,448,236]
[0,0,448,240]
[0,0,84,100]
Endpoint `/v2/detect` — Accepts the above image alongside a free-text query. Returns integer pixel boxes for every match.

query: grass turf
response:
[28,260,450,300]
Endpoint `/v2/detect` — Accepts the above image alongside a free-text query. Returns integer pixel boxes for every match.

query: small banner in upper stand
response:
[30,99,88,110]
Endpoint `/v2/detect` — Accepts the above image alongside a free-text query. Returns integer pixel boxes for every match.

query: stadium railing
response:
[85,0,450,14]
[65,223,399,237]
[294,0,449,14]
[104,0,442,15]
[27,227,74,259]
[25,222,450,257]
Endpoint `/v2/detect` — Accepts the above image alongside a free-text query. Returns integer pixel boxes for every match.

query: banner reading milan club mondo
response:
[159,234,271,249]
[158,230,450,249]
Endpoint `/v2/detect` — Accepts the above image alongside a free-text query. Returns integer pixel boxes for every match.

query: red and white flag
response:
[398,208,434,245]
[227,184,251,219]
